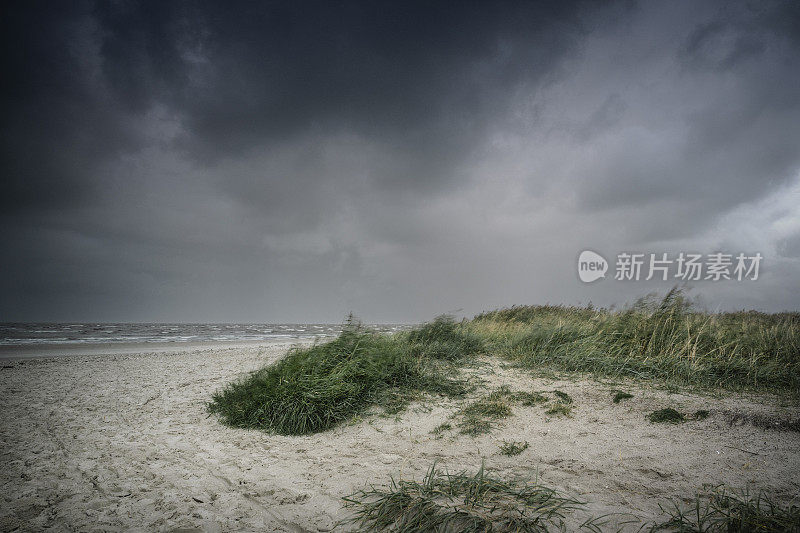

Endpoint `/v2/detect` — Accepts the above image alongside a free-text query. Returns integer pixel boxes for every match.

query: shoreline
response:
[0,337,326,360]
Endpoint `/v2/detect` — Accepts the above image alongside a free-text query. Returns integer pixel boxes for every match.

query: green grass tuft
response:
[650,485,800,532]
[513,390,549,406]
[648,408,685,424]
[552,390,573,404]
[430,422,452,437]
[457,389,514,435]
[545,403,573,417]
[343,462,583,532]
[692,409,710,420]
[208,320,470,435]
[499,440,529,456]
[612,391,634,403]
[403,315,484,361]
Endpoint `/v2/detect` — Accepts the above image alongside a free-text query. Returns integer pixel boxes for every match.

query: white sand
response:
[1,343,798,532]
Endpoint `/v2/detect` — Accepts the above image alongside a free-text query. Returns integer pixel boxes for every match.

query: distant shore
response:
[0,338,321,360]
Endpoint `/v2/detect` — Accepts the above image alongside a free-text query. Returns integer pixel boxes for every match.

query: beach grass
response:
[210,288,798,435]
[343,462,585,532]
[648,408,685,424]
[456,388,515,435]
[208,316,479,435]
[612,390,634,403]
[344,466,800,532]
[650,486,800,532]
[471,287,799,394]
[499,440,529,456]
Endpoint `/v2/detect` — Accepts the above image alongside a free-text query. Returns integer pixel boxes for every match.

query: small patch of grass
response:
[542,389,575,417]
[545,403,573,417]
[512,390,549,406]
[692,409,710,420]
[552,390,573,404]
[499,440,529,456]
[456,387,576,434]
[430,422,452,437]
[648,408,685,424]
[650,485,800,532]
[725,411,800,432]
[612,391,634,403]
[343,462,584,532]
[457,390,514,435]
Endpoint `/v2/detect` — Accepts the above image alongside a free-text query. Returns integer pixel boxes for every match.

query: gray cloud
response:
[1,0,799,322]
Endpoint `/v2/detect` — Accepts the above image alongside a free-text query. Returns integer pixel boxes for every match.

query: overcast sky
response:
[1,0,799,323]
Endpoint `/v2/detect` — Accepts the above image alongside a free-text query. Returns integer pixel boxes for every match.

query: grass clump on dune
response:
[471,288,800,394]
[499,440,529,456]
[208,318,474,435]
[344,462,584,532]
[457,388,515,435]
[345,467,799,532]
[648,408,685,424]
[612,390,634,403]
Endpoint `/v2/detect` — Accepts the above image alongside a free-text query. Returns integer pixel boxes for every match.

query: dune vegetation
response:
[470,287,799,393]
[206,288,800,531]
[207,316,482,435]
[210,288,798,437]
[344,464,800,533]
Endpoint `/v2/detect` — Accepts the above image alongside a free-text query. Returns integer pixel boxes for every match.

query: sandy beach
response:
[1,342,798,532]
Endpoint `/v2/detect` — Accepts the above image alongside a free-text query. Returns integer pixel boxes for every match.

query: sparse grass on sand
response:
[343,463,588,532]
[456,388,514,435]
[650,485,800,532]
[499,440,529,456]
[344,467,800,532]
[454,387,573,435]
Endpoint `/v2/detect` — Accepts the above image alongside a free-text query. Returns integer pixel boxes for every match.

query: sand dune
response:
[1,343,798,531]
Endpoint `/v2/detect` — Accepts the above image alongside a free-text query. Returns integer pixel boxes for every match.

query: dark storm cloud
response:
[85,0,591,208]
[1,0,799,322]
[0,2,138,212]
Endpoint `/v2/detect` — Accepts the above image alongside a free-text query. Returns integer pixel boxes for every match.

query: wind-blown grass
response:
[208,317,477,435]
[472,288,799,393]
[650,485,800,532]
[343,462,585,532]
[402,315,485,361]
[210,289,797,436]
[344,467,799,532]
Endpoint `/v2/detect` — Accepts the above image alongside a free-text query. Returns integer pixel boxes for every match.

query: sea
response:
[0,323,410,347]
